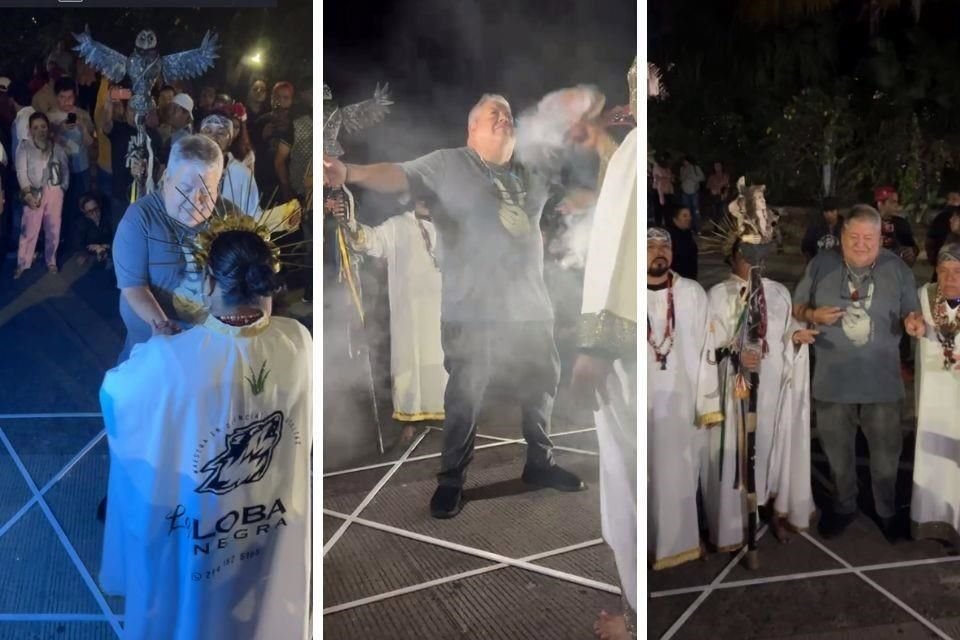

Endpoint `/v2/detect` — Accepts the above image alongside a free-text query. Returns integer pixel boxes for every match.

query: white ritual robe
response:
[99,314,312,640]
[581,127,638,604]
[911,284,960,543]
[647,274,709,571]
[355,211,446,421]
[697,276,813,550]
[222,154,261,216]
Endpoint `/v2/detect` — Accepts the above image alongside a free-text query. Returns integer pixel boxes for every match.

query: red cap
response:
[874,185,897,204]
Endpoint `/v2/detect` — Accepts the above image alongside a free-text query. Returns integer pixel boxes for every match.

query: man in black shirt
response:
[667,206,698,279]
[74,192,112,268]
[801,197,843,262]
[875,185,918,267]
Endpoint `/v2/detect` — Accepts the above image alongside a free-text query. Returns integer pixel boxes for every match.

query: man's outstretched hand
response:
[570,353,614,412]
[323,154,347,188]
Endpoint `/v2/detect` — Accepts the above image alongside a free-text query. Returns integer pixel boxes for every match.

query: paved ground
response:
[650,234,960,640]
[0,252,310,640]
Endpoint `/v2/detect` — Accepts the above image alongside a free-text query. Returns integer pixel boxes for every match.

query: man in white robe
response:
[697,242,816,552]
[99,309,312,638]
[909,242,960,545]
[349,195,447,440]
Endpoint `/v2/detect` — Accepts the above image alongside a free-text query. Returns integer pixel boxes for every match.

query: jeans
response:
[814,400,903,519]
[437,321,559,488]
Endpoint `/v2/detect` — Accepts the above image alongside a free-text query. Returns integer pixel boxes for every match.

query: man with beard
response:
[793,204,922,541]
[640,228,708,570]
[324,92,588,518]
[910,243,960,545]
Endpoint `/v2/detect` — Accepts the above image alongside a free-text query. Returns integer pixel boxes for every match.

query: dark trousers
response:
[815,400,903,519]
[437,321,559,488]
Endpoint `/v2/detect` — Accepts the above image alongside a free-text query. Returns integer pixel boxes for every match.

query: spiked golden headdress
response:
[701,177,778,258]
[191,211,282,273]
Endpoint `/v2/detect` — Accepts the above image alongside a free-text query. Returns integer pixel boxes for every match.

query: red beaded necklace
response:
[647,273,675,370]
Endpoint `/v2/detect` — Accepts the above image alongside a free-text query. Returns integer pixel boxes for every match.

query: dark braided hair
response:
[207,230,282,306]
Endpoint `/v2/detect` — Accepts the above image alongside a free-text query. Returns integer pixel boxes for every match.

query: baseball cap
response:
[0,77,11,93]
[874,185,897,204]
[171,93,195,119]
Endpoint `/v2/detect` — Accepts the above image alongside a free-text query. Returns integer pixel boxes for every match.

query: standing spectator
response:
[48,77,95,253]
[275,78,311,203]
[801,197,843,262]
[678,156,705,230]
[875,185,918,266]
[705,160,730,222]
[245,78,269,122]
[97,90,160,230]
[925,188,960,272]
[651,153,674,226]
[8,81,34,252]
[254,81,294,204]
[224,103,256,173]
[15,112,69,278]
[199,114,259,215]
[32,54,69,114]
[158,93,194,166]
[666,206,698,279]
[157,85,176,111]
[792,204,921,542]
[74,192,112,268]
[75,59,98,112]
[195,85,217,123]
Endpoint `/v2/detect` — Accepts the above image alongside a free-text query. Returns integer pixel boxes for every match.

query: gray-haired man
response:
[793,204,922,542]
[324,93,588,518]
[113,134,224,363]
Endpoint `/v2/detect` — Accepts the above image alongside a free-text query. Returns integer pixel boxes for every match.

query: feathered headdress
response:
[702,177,778,258]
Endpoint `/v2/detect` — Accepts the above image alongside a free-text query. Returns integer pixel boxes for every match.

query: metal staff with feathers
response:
[323,83,393,454]
[74,27,219,198]
[702,177,779,570]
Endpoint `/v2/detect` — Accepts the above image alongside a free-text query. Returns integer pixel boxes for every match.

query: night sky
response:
[324,0,637,164]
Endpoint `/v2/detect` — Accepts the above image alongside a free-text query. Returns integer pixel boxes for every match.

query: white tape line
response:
[650,554,960,598]
[322,426,597,479]
[323,538,605,615]
[323,431,428,556]
[0,428,123,638]
[659,526,769,640]
[0,430,106,541]
[324,508,620,595]
[801,532,953,640]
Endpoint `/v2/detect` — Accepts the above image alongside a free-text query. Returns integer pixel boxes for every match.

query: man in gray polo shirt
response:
[793,204,923,542]
[112,135,225,363]
[323,93,586,518]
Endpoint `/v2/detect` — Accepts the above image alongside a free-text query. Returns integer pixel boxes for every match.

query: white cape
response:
[697,276,814,549]
[581,127,638,604]
[99,314,312,640]
[911,284,960,543]
[356,211,446,421]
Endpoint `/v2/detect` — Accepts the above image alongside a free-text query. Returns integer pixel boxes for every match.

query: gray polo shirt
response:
[113,192,198,362]
[400,147,554,323]
[793,248,919,403]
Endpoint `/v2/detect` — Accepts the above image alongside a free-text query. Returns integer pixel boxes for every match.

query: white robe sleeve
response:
[352,219,395,260]
[696,285,727,428]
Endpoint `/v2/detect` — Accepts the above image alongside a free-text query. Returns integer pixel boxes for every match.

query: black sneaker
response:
[817,510,856,539]
[879,516,903,545]
[521,464,586,492]
[430,485,463,519]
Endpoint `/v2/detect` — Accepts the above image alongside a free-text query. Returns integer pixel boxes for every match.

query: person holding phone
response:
[48,76,95,254]
[14,112,69,278]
